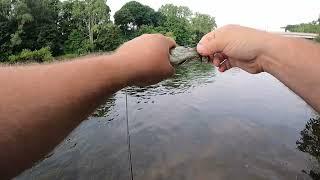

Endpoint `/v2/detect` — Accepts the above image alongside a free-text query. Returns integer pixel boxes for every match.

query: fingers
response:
[197,31,224,56]
[210,53,233,72]
[218,63,227,72]
[167,65,175,77]
[165,36,177,49]
[140,33,177,49]
[212,53,223,66]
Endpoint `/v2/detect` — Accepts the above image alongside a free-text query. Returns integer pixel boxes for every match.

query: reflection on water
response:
[94,61,216,117]
[297,114,320,179]
[126,61,216,98]
[17,61,318,180]
[92,95,116,118]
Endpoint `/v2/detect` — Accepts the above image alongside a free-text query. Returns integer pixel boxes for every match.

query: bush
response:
[56,54,79,60]
[315,35,320,43]
[64,30,92,55]
[94,24,124,51]
[9,47,53,63]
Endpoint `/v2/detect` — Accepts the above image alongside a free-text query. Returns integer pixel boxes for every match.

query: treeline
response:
[0,0,216,63]
[285,17,320,42]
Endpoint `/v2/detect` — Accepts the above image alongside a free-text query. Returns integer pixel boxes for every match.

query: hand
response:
[197,25,273,74]
[115,34,176,87]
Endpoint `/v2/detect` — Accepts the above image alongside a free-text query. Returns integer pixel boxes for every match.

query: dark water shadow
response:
[125,61,216,100]
[16,60,316,180]
[297,113,320,179]
[91,95,116,118]
[92,61,215,117]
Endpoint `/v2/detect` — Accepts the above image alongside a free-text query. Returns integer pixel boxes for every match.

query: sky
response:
[108,0,320,32]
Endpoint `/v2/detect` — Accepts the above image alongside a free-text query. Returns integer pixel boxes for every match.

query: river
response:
[17,61,319,180]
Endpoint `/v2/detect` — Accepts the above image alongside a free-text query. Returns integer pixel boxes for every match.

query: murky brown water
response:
[17,61,319,180]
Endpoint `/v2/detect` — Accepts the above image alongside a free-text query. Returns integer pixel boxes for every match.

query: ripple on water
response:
[16,61,318,180]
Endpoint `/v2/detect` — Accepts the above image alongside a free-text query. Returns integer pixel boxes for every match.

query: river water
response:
[17,61,319,180]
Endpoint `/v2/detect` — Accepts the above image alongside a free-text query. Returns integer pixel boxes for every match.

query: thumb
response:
[165,36,177,49]
[197,31,224,56]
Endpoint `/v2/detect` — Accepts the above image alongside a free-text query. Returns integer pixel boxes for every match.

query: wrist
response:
[108,52,136,87]
[259,33,287,75]
[98,53,133,88]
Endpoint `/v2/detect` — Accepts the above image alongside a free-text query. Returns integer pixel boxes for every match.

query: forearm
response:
[0,54,128,178]
[262,35,320,112]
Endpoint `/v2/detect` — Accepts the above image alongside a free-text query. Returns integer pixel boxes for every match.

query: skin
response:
[1,25,320,178]
[0,34,176,179]
[197,25,320,112]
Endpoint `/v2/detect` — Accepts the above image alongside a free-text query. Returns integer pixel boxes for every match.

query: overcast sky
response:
[108,0,320,32]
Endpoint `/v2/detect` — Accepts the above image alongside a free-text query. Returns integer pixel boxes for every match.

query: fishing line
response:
[125,89,134,180]
[123,47,198,180]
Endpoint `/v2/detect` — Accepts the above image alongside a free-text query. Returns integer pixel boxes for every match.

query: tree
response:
[158,4,194,46]
[57,0,79,53]
[158,4,192,20]
[114,1,161,38]
[0,0,61,59]
[9,0,33,47]
[297,115,320,180]
[285,17,320,43]
[71,0,111,49]
[0,0,16,60]
[316,35,320,43]
[94,23,124,51]
[64,29,91,55]
[190,13,216,43]
[0,0,218,62]
[25,0,61,55]
[1,0,62,56]
[285,23,320,34]
[285,16,320,34]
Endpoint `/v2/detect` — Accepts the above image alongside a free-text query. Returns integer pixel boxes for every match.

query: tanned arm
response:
[197,25,320,112]
[0,34,176,179]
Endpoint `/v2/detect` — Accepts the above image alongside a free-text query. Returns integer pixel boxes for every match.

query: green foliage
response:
[191,13,217,43]
[114,1,161,32]
[9,47,53,63]
[159,4,192,19]
[158,4,193,46]
[0,6,15,61]
[22,0,61,54]
[64,30,92,55]
[285,19,320,43]
[297,115,320,179]
[55,53,78,60]
[158,4,216,46]
[0,0,62,57]
[136,25,164,35]
[71,0,111,47]
[316,35,320,43]
[191,13,216,33]
[286,23,320,33]
[94,24,124,51]
[0,0,217,62]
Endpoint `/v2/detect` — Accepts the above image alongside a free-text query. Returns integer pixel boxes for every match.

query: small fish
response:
[170,46,203,65]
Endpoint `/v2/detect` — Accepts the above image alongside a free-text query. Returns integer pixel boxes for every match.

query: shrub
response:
[9,47,53,63]
[94,24,124,51]
[64,30,92,55]
[56,54,79,60]
[315,35,320,43]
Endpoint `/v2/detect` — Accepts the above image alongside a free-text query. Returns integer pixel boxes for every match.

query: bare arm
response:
[0,34,175,179]
[197,25,320,112]
[263,36,320,111]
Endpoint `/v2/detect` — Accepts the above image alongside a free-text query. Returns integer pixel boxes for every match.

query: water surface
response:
[17,61,318,180]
